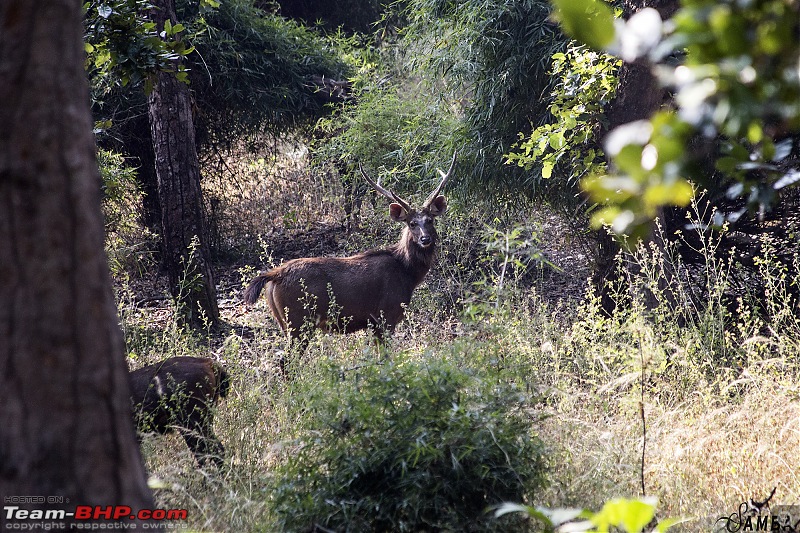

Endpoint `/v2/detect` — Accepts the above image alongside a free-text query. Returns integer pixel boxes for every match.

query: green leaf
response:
[582,174,638,202]
[656,516,692,532]
[715,156,738,174]
[548,131,565,150]
[642,179,693,207]
[542,160,554,179]
[175,70,190,84]
[747,122,763,144]
[551,0,616,51]
[94,49,111,68]
[591,497,657,533]
[590,206,622,228]
[614,144,646,179]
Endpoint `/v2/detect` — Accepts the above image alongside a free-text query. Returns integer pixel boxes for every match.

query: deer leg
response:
[179,416,224,468]
[265,283,289,333]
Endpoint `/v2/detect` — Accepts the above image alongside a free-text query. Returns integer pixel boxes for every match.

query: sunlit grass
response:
[112,152,800,531]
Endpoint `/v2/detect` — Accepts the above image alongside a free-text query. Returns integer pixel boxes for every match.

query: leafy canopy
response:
[84,0,201,91]
[506,44,620,209]
[86,0,351,149]
[550,0,800,240]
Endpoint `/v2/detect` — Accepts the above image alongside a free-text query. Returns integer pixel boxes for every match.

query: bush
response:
[311,83,460,225]
[98,149,156,277]
[401,0,567,198]
[270,356,549,532]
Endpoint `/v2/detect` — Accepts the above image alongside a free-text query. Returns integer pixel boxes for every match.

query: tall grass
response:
[110,152,800,531]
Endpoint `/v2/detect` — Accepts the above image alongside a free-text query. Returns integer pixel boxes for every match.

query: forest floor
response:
[116,150,800,532]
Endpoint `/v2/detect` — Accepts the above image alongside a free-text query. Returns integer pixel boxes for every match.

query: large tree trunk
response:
[606,0,679,131]
[0,0,152,519]
[147,0,219,330]
[594,0,681,316]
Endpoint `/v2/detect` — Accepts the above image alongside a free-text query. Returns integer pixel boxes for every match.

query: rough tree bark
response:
[0,0,152,517]
[147,0,219,330]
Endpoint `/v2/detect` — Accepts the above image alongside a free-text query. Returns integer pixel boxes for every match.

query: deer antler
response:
[423,151,457,208]
[359,163,412,213]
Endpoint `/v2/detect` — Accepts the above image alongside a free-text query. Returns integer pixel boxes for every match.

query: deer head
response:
[359,152,456,249]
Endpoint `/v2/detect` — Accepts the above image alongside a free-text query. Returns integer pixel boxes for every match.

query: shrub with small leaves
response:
[270,356,549,532]
[98,149,157,276]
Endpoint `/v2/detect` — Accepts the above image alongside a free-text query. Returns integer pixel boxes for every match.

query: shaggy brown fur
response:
[244,196,446,347]
[129,356,229,467]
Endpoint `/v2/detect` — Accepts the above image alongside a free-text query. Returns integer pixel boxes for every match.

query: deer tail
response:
[243,270,279,305]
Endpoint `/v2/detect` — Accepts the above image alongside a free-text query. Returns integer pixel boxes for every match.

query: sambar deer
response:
[244,153,456,349]
[129,356,229,467]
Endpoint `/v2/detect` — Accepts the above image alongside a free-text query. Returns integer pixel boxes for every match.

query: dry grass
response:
[550,383,800,527]
[126,300,800,531]
[200,142,347,259]
[533,322,800,531]
[114,149,800,531]
[649,372,800,527]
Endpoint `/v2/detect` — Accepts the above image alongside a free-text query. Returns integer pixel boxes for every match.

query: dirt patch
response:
[113,148,595,338]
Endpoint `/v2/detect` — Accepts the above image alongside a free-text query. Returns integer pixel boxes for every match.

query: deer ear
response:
[389,203,408,222]
[427,195,447,216]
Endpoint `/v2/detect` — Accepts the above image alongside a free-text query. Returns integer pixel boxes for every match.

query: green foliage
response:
[463,221,546,319]
[99,149,140,223]
[670,0,800,203]
[270,356,549,532]
[98,149,156,276]
[496,497,683,532]
[401,0,568,197]
[84,0,197,91]
[553,0,800,240]
[583,111,696,238]
[506,44,619,203]
[87,0,351,154]
[182,0,353,146]
[312,83,460,207]
[550,0,615,51]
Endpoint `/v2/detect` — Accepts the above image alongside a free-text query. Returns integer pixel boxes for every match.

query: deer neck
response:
[391,227,436,287]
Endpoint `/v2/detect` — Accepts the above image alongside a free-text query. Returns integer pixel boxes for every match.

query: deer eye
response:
[408,220,418,227]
